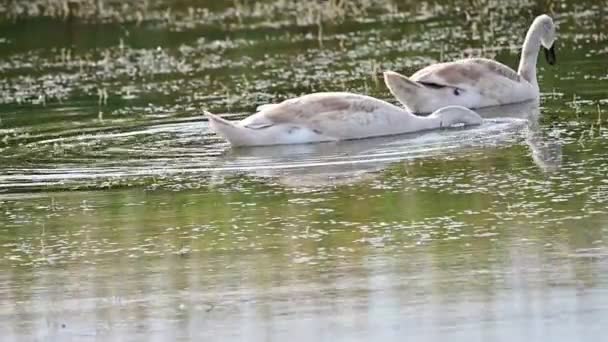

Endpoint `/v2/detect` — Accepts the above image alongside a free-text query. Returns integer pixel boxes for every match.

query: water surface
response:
[1,0,608,341]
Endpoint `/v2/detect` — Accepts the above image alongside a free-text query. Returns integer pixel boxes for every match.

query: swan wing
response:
[255,103,278,112]
[242,92,385,131]
[411,58,522,89]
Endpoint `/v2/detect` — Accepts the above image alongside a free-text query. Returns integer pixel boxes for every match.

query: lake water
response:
[1,0,607,341]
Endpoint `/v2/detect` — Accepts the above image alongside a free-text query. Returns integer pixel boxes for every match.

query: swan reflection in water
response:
[214,100,562,188]
[476,100,563,173]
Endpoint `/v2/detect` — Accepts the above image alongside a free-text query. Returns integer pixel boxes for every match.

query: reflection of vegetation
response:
[2,0,388,23]
[1,145,607,317]
[5,0,603,24]
[1,144,607,267]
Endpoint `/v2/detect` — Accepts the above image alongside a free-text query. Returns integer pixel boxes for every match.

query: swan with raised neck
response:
[383,14,557,113]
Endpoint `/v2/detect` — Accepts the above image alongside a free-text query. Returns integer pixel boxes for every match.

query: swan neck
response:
[517,22,543,84]
[423,114,458,130]
[428,107,481,128]
[434,112,464,127]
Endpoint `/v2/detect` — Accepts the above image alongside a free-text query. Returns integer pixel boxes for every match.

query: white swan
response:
[383,14,557,113]
[205,92,482,147]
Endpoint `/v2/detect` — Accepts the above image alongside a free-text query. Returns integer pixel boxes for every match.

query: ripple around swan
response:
[0,114,531,192]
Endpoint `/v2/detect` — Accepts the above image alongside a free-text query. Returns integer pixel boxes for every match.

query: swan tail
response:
[384,71,423,88]
[383,71,425,112]
[205,111,234,127]
[205,111,254,146]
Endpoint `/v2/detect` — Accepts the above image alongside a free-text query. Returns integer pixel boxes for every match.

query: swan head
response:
[535,14,557,65]
[430,106,483,127]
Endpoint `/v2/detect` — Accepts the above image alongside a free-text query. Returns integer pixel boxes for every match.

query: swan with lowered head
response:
[205,92,482,147]
[383,14,557,113]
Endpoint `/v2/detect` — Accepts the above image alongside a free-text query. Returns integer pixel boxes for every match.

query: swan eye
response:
[453,88,461,96]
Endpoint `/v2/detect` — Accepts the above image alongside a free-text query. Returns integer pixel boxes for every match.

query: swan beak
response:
[544,43,556,65]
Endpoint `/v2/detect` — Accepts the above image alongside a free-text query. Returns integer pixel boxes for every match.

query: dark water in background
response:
[0,0,607,340]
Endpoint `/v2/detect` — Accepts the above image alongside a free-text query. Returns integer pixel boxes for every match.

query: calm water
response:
[1,0,608,341]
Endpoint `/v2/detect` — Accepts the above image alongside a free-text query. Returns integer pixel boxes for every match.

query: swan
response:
[383,14,557,113]
[205,92,482,147]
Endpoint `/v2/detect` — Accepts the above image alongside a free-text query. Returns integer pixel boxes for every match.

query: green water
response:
[1,0,608,340]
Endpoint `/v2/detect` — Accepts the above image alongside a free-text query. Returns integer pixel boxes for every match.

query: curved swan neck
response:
[517,19,544,85]
[428,106,482,128]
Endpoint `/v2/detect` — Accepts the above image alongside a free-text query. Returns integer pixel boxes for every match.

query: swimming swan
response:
[383,14,557,113]
[205,92,482,147]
